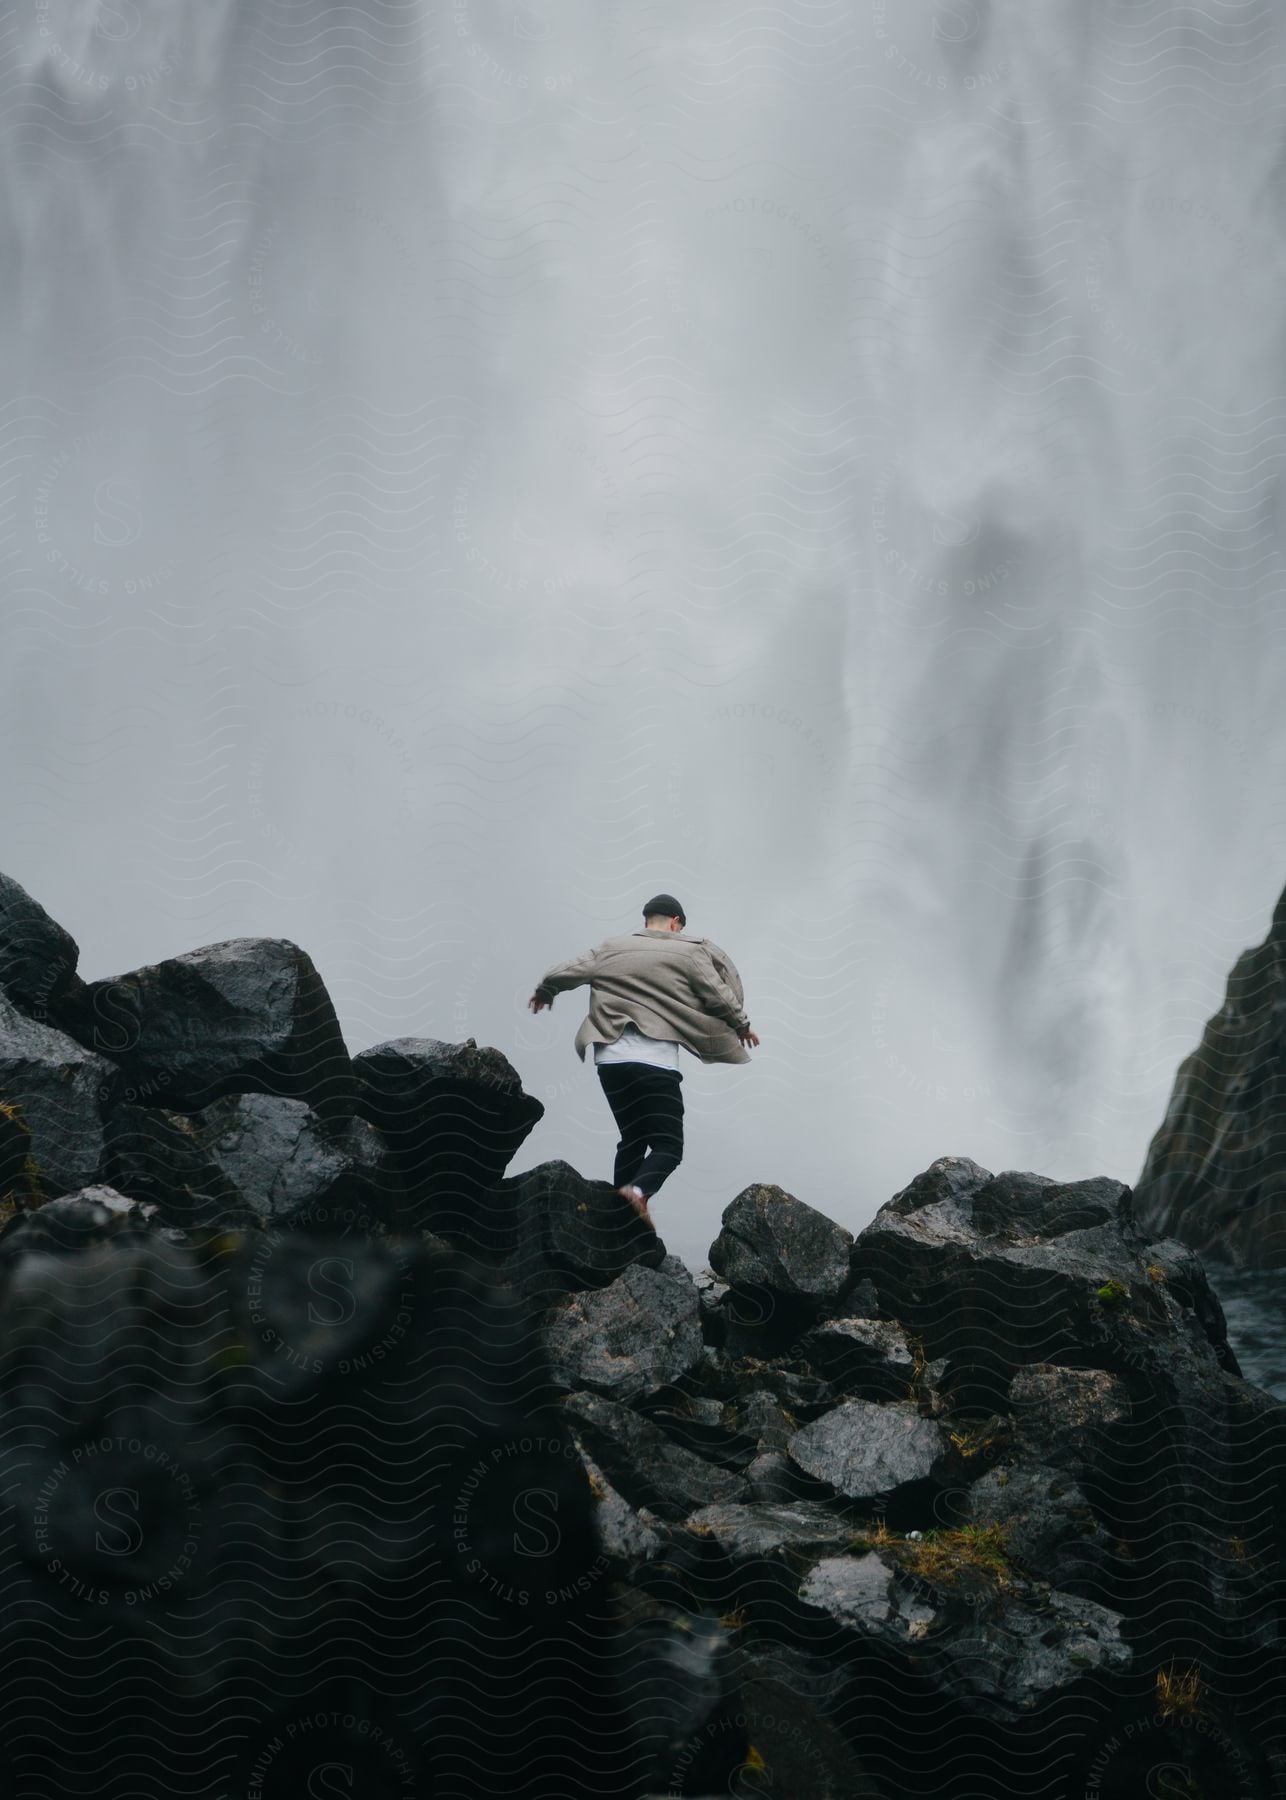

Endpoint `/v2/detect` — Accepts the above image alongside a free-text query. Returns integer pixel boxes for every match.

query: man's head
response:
[642,892,686,932]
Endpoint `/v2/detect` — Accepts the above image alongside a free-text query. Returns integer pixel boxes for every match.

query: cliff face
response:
[0,870,1283,1799]
[1134,885,1286,1270]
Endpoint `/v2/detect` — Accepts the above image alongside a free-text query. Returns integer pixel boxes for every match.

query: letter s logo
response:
[933,1,981,44]
[512,1487,559,1557]
[931,499,979,549]
[307,1257,356,1326]
[92,477,143,548]
[307,1764,354,1798]
[94,1487,143,1557]
[95,2,142,42]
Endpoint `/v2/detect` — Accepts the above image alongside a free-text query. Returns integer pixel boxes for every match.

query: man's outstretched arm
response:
[688,943,754,1037]
[528,944,599,1011]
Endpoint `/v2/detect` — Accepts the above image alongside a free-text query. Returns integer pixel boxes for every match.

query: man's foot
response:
[617,1184,655,1231]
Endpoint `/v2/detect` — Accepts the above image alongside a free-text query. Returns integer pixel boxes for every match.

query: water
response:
[2,4,1285,1274]
[1208,1268,1286,1399]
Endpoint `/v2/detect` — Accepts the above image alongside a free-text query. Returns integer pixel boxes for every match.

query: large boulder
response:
[102,1092,400,1232]
[0,989,119,1199]
[55,938,356,1126]
[850,1155,1241,1410]
[352,1036,542,1245]
[798,1550,1131,1721]
[542,1262,704,1402]
[709,1183,853,1304]
[0,871,80,1017]
[1133,885,1286,1268]
[491,1159,664,1304]
[0,1182,165,1258]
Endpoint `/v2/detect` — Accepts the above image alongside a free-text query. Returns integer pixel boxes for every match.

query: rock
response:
[709,1182,854,1303]
[56,937,356,1126]
[796,1317,919,1401]
[964,1461,1115,1598]
[352,1035,542,1246]
[0,989,119,1199]
[492,1159,664,1305]
[788,1400,949,1501]
[0,871,80,1017]
[850,1154,1230,1410]
[799,1551,1130,1721]
[577,1442,667,1564]
[102,1092,398,1232]
[684,1499,853,1565]
[724,1387,797,1453]
[0,1226,682,1799]
[560,1389,749,1520]
[0,1183,160,1256]
[744,1450,808,1501]
[1133,884,1286,1268]
[542,1262,704,1402]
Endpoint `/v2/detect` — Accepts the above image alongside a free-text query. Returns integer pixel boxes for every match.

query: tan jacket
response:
[534,927,753,1065]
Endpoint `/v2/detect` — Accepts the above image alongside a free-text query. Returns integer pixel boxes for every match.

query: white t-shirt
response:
[593,1023,681,1071]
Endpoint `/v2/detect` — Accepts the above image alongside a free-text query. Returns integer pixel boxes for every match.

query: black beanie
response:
[642,893,686,927]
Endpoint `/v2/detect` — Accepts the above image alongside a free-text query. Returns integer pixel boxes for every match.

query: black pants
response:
[596,1063,684,1199]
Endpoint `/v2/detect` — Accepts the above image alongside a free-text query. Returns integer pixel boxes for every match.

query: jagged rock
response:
[798,1551,1130,1721]
[559,1389,749,1520]
[352,1035,542,1246]
[577,1441,667,1564]
[964,1461,1115,1597]
[744,1451,808,1501]
[709,1182,854,1303]
[1133,886,1286,1269]
[796,1317,919,1401]
[492,1159,664,1305]
[684,1499,854,1565]
[0,1182,162,1256]
[542,1262,704,1402]
[788,1400,949,1501]
[55,937,356,1126]
[724,1387,797,1453]
[0,989,119,1198]
[102,1093,398,1232]
[0,872,80,1017]
[850,1154,1241,1410]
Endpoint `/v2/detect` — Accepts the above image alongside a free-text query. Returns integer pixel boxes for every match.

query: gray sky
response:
[3,1,1283,1270]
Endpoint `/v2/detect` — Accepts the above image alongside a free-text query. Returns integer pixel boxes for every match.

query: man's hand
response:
[738,1027,760,1048]
[528,994,549,1013]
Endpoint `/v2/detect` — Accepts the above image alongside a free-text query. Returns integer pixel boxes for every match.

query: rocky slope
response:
[1134,883,1286,1269]
[0,870,1283,1798]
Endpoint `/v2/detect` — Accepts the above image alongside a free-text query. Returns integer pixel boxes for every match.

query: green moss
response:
[1096,1280,1129,1308]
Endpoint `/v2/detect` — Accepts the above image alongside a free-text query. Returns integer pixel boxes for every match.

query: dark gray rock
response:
[0,990,119,1198]
[0,871,80,1017]
[788,1399,949,1500]
[542,1262,703,1402]
[799,1550,1130,1721]
[103,1091,396,1232]
[57,937,356,1126]
[796,1316,918,1401]
[744,1450,808,1501]
[684,1499,853,1565]
[964,1460,1115,1596]
[1133,884,1286,1268]
[709,1182,853,1303]
[353,1035,542,1246]
[559,1389,749,1520]
[724,1386,797,1453]
[0,1182,161,1256]
[849,1153,1241,1410]
[492,1159,664,1305]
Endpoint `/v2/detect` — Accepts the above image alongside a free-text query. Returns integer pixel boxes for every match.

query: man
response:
[528,893,759,1230]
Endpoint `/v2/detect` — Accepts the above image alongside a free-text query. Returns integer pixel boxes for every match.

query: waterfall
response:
[3,0,1281,1268]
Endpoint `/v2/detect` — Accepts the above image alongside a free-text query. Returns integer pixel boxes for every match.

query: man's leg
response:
[631,1070,684,1200]
[597,1064,650,1190]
